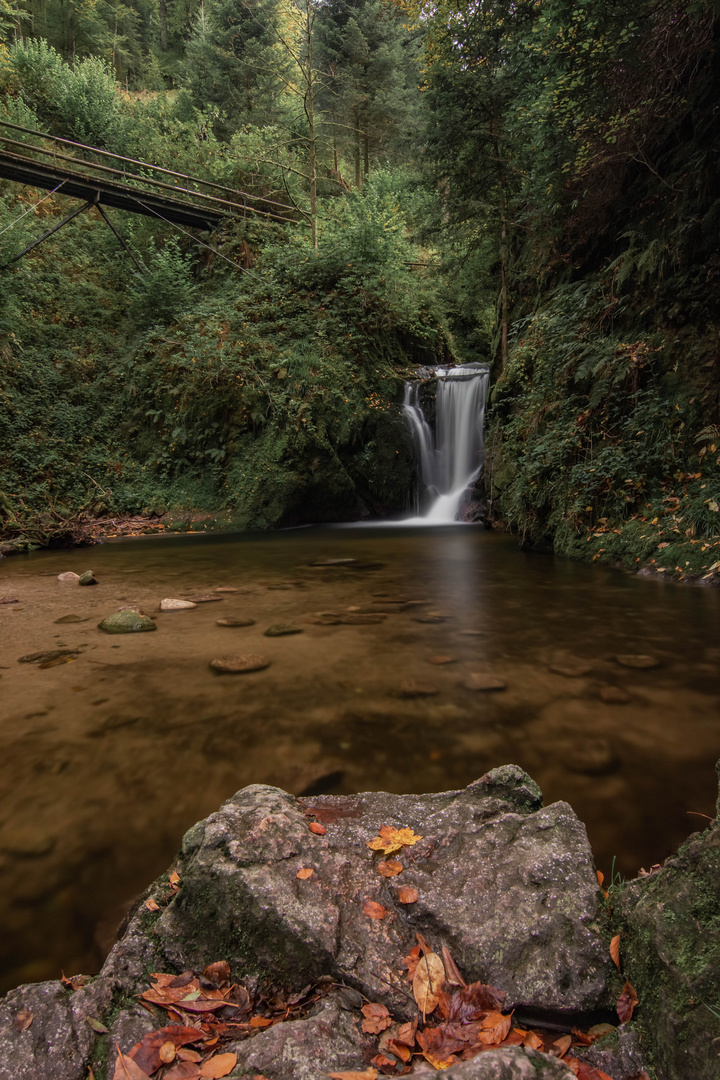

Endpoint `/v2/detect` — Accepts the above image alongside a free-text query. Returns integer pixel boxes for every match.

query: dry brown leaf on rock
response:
[367,825,423,855]
[327,1070,378,1080]
[164,1062,202,1080]
[475,1010,512,1045]
[370,1052,397,1073]
[440,946,466,988]
[361,1002,392,1034]
[112,1047,151,1080]
[296,867,314,879]
[202,961,231,988]
[13,1009,33,1032]
[128,1026,202,1075]
[377,860,403,878]
[551,1034,572,1058]
[199,1053,237,1078]
[437,980,506,1023]
[363,899,388,920]
[309,822,326,835]
[609,935,621,969]
[523,1030,543,1050]
[564,1059,615,1080]
[413,951,445,1015]
[616,980,639,1023]
[397,886,417,904]
[145,898,160,912]
[400,944,422,983]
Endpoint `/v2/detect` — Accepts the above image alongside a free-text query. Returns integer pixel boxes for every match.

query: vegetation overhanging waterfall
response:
[402,364,490,523]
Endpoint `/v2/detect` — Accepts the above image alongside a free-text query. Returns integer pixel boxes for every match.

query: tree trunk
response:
[304,2,318,249]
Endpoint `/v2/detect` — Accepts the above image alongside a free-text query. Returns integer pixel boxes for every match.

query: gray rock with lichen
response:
[618,807,720,1080]
[0,767,622,1080]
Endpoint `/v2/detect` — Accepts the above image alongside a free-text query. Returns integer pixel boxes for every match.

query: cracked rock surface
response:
[0,767,619,1080]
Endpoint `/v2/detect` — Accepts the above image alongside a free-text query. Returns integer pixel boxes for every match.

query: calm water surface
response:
[0,525,718,991]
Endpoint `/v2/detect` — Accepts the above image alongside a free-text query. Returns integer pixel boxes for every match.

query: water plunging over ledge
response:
[403,363,490,523]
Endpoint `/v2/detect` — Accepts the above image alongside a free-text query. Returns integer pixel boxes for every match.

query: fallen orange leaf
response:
[199,1053,237,1078]
[169,871,180,886]
[328,1070,378,1080]
[610,935,621,969]
[250,1016,273,1028]
[523,1031,543,1050]
[363,900,388,920]
[413,951,445,1015]
[367,825,423,855]
[112,1047,151,1080]
[377,860,403,878]
[476,1011,512,1045]
[309,822,326,835]
[361,1002,392,1034]
[617,980,639,1023]
[397,886,417,904]
[296,867,314,880]
[144,898,160,912]
[553,1034,572,1058]
[13,1009,33,1032]
[159,1043,177,1064]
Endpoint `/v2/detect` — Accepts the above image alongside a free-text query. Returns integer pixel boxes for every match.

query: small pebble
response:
[265,624,303,637]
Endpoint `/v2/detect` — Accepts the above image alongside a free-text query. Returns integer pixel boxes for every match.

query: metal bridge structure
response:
[0,119,302,269]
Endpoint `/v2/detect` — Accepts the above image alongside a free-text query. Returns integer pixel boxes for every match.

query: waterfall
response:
[402,363,489,524]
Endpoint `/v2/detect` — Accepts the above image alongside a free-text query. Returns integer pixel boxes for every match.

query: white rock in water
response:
[57,572,80,582]
[159,598,197,610]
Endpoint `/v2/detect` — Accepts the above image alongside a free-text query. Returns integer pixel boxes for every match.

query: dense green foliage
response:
[418,0,720,579]
[0,29,442,548]
[1,0,719,581]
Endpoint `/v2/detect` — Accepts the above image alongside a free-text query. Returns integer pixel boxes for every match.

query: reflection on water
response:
[0,526,718,991]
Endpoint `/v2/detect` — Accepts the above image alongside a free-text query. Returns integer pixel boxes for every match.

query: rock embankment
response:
[0,764,717,1080]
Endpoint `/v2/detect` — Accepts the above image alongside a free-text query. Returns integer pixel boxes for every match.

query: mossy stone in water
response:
[264,624,303,637]
[98,610,157,634]
[78,571,97,586]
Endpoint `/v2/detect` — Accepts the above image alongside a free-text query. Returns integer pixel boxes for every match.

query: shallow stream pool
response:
[0,525,718,990]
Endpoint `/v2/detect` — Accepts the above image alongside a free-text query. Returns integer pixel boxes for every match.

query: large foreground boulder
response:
[0,767,640,1080]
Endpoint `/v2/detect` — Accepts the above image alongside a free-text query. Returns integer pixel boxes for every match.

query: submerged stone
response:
[549,660,593,678]
[614,654,661,669]
[209,654,270,673]
[264,624,304,637]
[98,611,157,634]
[18,649,80,664]
[216,617,256,627]
[462,673,507,692]
[53,614,87,624]
[57,572,80,582]
[599,685,631,704]
[159,598,197,611]
[77,571,97,586]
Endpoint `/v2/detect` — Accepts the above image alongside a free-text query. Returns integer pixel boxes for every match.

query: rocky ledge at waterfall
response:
[0,765,718,1080]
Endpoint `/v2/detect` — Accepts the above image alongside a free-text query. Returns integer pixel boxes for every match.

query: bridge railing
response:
[0,119,305,227]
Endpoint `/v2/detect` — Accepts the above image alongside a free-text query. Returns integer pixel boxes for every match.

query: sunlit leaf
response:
[412,951,445,1015]
[367,825,423,855]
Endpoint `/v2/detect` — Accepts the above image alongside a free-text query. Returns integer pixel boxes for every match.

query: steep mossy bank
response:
[485,280,720,585]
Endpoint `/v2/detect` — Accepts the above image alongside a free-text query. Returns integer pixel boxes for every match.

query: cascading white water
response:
[402,363,489,524]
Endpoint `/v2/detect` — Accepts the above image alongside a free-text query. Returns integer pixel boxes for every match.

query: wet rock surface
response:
[0,767,623,1080]
[4,765,720,1079]
[97,610,157,633]
[617,767,720,1080]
